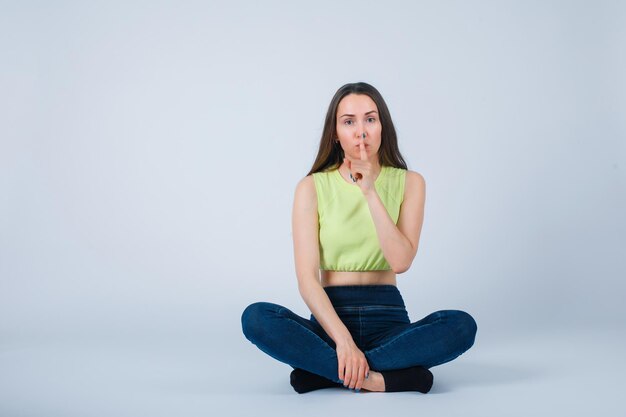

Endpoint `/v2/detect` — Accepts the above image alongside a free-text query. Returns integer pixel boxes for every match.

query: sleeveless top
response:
[312,165,406,271]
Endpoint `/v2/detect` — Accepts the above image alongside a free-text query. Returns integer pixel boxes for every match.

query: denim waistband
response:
[322,285,406,308]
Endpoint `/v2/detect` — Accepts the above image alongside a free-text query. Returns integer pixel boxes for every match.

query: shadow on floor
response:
[429,360,542,394]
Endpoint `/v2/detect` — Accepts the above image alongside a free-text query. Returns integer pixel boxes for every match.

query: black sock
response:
[380,366,433,393]
[290,368,342,394]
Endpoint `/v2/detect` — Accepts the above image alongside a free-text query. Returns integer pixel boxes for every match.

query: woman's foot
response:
[361,370,385,392]
[290,367,431,394]
[290,369,386,393]
[379,366,433,393]
[290,368,342,393]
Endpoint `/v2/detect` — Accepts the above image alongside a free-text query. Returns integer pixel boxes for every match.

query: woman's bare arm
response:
[291,175,352,346]
[363,170,426,273]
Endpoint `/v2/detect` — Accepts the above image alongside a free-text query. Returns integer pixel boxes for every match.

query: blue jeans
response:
[241,285,477,384]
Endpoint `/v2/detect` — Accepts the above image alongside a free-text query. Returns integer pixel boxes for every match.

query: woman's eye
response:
[343,118,375,125]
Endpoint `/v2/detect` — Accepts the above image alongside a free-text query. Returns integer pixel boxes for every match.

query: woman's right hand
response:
[336,339,370,390]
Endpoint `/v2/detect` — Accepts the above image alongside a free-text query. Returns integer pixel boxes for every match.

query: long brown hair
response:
[306,82,408,176]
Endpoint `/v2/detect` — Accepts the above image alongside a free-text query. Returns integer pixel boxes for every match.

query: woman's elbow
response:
[392,260,412,274]
[297,273,320,295]
[392,245,418,274]
[392,252,417,274]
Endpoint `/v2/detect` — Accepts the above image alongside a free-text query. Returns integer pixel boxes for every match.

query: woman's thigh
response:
[242,302,335,348]
[364,309,478,370]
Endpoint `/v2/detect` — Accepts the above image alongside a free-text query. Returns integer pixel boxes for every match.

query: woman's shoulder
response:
[295,174,315,192]
[402,169,426,200]
[404,169,425,184]
[293,175,317,210]
[300,168,337,190]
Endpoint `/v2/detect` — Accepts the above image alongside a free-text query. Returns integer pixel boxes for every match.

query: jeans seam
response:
[358,307,363,347]
[365,323,465,369]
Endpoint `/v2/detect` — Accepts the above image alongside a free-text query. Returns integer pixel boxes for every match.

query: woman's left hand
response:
[344,136,375,195]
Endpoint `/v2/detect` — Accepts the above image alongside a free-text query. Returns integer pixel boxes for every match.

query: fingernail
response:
[356,389,361,393]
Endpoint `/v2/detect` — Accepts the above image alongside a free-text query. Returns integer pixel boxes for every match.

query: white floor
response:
[1,326,623,417]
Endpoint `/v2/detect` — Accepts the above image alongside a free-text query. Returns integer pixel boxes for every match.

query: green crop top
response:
[312,165,406,271]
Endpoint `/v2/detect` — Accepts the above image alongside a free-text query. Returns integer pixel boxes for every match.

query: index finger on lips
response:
[359,136,367,161]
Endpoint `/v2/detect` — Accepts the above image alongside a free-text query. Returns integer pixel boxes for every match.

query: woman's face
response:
[335,93,382,163]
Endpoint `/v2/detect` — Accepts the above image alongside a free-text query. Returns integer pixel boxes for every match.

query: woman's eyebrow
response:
[339,110,378,118]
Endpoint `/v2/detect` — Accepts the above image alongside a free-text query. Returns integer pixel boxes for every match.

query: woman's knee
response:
[241,302,280,341]
[449,310,478,350]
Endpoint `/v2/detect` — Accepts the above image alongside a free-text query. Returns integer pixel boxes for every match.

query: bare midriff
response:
[320,269,397,287]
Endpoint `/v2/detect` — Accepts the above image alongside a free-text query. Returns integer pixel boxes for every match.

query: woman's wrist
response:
[363,186,379,198]
[334,335,356,348]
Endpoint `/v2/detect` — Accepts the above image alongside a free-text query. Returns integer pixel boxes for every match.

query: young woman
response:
[241,82,477,394]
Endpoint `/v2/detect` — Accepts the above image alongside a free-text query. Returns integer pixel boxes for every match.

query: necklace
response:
[339,166,358,183]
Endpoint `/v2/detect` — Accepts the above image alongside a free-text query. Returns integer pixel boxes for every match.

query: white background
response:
[1,1,625,416]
